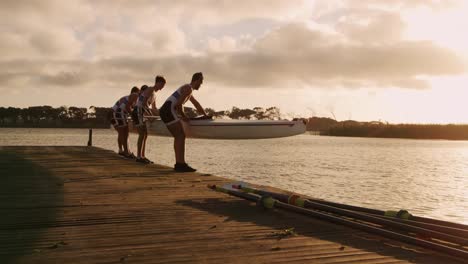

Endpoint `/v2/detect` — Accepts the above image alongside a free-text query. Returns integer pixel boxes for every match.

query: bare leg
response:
[122,126,130,154]
[166,121,186,164]
[136,126,145,158]
[175,134,185,164]
[116,126,124,153]
[141,126,148,158]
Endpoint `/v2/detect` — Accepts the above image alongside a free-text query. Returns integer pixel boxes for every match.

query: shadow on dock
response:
[0,150,64,264]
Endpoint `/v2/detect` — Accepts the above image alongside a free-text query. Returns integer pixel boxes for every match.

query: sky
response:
[1,0,467,123]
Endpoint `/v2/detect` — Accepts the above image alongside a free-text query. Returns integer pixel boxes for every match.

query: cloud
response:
[313,0,461,11]
[0,0,90,60]
[38,72,91,87]
[208,23,465,89]
[1,23,464,91]
[90,0,302,24]
[335,9,405,43]
[93,32,154,59]
[0,0,466,98]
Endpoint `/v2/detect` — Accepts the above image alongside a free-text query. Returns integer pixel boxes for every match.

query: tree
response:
[306,117,337,131]
[264,106,281,120]
[68,107,87,120]
[23,106,55,122]
[4,107,21,124]
[227,107,256,119]
[253,107,266,120]
[94,107,112,122]
[41,106,58,120]
[213,110,228,118]
[183,107,198,118]
[204,108,216,116]
[56,106,68,120]
[0,107,7,124]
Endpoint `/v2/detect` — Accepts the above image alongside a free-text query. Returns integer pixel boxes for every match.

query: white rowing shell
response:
[130,117,306,139]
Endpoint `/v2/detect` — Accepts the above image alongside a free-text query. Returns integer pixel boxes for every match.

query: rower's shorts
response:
[159,101,180,125]
[110,109,128,128]
[131,106,148,127]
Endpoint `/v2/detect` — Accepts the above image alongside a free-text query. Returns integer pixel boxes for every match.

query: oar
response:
[358,211,468,237]
[208,184,468,261]
[232,185,467,245]
[144,115,161,120]
[315,199,468,231]
[232,183,468,229]
[232,184,468,241]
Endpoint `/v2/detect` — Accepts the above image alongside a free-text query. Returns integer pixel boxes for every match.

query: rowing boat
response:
[130,117,307,139]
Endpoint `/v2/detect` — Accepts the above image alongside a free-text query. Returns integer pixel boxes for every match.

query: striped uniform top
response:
[165,84,192,106]
[112,95,129,113]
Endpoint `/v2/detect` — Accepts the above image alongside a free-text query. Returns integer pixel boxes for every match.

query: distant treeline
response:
[2,106,467,140]
[187,106,282,120]
[0,106,113,128]
[307,117,468,140]
[326,122,468,140]
[0,105,283,128]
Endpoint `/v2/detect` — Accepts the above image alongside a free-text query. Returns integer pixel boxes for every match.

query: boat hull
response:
[129,118,306,139]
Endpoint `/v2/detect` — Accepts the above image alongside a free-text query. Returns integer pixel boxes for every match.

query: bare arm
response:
[150,98,158,115]
[126,93,138,113]
[173,85,192,120]
[189,96,207,116]
[178,105,187,119]
[141,87,155,107]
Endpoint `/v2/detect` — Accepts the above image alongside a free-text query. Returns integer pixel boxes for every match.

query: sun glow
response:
[403,2,468,55]
[395,2,468,124]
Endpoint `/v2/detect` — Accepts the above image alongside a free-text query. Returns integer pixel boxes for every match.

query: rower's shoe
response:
[174,163,196,172]
[143,157,154,164]
[136,157,150,164]
[118,152,126,157]
[123,152,136,159]
[127,153,137,159]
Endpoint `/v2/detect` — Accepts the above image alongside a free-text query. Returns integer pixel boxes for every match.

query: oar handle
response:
[144,115,161,119]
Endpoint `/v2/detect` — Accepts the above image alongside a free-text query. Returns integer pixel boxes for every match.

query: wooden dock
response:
[0,146,464,263]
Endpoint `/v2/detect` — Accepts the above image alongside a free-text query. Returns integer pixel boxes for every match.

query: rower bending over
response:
[159,72,209,172]
[131,76,166,164]
[111,86,139,158]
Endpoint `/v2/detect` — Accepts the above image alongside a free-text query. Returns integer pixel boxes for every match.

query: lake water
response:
[1,128,467,224]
